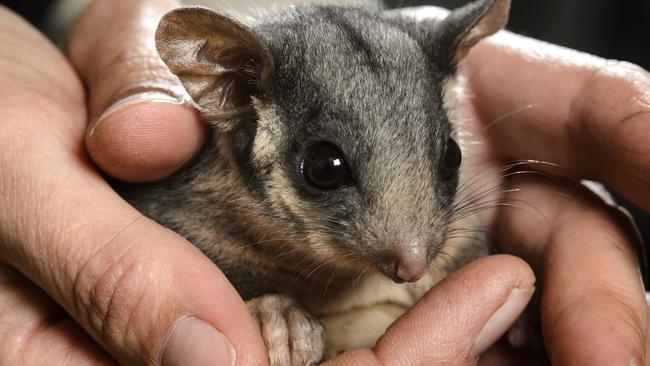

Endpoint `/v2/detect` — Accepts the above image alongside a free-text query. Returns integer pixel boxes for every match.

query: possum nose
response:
[394,250,428,283]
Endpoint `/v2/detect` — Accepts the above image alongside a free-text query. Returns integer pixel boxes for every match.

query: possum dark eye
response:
[441,138,462,180]
[302,142,350,190]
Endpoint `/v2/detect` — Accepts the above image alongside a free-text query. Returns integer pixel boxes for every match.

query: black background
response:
[3,0,650,272]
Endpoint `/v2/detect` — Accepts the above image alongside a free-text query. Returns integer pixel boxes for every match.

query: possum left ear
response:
[440,0,510,63]
[156,7,273,131]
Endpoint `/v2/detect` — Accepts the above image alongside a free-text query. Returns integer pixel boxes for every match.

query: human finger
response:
[0,265,115,365]
[494,177,647,365]
[0,8,266,365]
[325,255,535,366]
[465,30,650,211]
[68,0,205,182]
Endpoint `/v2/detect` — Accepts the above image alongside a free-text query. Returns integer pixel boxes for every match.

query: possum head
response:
[156,0,509,284]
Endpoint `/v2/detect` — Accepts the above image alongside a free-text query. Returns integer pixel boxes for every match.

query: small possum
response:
[119,0,510,364]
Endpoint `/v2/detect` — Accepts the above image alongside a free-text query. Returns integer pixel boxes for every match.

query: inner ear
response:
[440,0,510,63]
[156,7,273,129]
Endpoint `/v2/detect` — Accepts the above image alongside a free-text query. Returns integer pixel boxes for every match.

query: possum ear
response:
[156,7,273,131]
[386,0,509,67]
[439,0,510,63]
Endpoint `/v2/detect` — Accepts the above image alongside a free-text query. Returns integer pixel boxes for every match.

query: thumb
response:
[68,0,205,182]
[326,255,536,365]
[0,8,266,365]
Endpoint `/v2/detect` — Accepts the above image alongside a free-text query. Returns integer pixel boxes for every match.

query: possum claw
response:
[247,294,325,366]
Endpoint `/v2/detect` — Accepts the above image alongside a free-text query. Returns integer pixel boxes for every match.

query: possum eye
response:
[441,138,462,180]
[302,142,350,190]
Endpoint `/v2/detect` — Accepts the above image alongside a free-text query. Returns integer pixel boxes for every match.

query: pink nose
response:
[394,254,428,283]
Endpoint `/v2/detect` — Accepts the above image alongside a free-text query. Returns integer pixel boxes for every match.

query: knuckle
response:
[88,48,186,117]
[572,59,649,133]
[606,293,647,359]
[610,294,647,351]
[71,237,169,364]
[551,289,646,350]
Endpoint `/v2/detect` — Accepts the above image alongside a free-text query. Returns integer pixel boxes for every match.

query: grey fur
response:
[117,0,508,360]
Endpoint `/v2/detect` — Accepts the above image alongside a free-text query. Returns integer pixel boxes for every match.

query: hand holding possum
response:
[0,0,648,365]
[0,3,536,366]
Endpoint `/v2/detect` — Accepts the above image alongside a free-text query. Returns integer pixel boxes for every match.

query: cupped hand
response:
[458,17,650,365]
[0,4,265,365]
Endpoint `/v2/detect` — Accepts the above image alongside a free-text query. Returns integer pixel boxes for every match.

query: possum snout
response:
[378,241,429,284]
[394,247,428,283]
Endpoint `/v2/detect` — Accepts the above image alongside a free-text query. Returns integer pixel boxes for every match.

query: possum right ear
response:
[386,0,509,68]
[156,7,273,131]
[439,0,510,63]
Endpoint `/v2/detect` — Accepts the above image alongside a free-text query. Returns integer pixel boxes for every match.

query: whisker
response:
[481,104,541,132]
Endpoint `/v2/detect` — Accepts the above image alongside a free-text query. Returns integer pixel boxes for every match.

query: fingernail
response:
[162,317,236,366]
[91,91,188,135]
[471,287,535,358]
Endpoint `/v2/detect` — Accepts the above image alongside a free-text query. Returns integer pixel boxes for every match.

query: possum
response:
[117,0,510,364]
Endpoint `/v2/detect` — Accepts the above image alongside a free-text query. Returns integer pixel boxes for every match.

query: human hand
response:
[458,13,650,365]
[0,3,266,365]
[65,1,648,365]
[385,4,649,363]
[0,1,542,365]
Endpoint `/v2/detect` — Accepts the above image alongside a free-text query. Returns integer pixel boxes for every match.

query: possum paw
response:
[247,294,325,366]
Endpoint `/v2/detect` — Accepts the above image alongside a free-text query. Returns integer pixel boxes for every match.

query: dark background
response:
[3,0,650,273]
